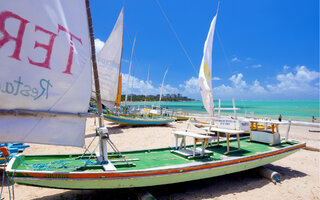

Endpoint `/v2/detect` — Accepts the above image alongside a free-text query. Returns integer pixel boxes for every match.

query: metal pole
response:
[159,66,169,109]
[125,34,137,107]
[218,99,221,116]
[285,120,291,141]
[130,69,135,104]
[144,65,150,108]
[232,98,237,119]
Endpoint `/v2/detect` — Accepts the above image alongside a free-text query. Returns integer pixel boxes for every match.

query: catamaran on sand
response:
[0,0,305,190]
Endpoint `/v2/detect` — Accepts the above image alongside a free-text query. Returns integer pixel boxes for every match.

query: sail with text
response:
[93,7,124,108]
[0,1,92,147]
[198,11,218,117]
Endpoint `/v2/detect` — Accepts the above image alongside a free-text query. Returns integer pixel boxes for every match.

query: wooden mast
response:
[85,0,102,120]
[85,0,108,161]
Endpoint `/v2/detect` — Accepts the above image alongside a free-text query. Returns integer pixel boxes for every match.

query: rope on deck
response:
[14,156,99,171]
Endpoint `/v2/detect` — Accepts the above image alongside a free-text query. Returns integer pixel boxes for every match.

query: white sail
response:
[95,7,124,108]
[198,13,218,117]
[0,1,92,147]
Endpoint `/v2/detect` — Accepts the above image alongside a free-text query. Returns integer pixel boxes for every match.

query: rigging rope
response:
[216,31,248,111]
[155,0,250,115]
[155,0,198,75]
[14,156,98,171]
[0,157,15,200]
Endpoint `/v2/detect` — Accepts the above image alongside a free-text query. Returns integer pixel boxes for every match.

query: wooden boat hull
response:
[104,114,175,125]
[174,116,189,121]
[6,140,305,189]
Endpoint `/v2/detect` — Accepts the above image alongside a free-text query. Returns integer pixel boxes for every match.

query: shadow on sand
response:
[85,123,174,138]
[33,189,136,200]
[0,168,13,187]
[27,164,306,200]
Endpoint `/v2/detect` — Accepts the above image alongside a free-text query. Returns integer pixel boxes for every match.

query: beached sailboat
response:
[100,11,174,125]
[2,1,305,190]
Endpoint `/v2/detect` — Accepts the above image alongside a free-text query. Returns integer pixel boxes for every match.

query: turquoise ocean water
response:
[131,101,319,122]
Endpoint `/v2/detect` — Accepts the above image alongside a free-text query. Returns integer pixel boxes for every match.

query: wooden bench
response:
[203,127,245,154]
[171,131,212,157]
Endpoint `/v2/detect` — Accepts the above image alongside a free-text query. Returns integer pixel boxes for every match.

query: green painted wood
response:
[10,150,298,189]
[7,137,304,189]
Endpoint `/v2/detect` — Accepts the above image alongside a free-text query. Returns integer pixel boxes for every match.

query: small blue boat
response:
[0,143,30,164]
[104,114,175,125]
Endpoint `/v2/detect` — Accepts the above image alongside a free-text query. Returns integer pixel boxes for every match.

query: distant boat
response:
[0,143,29,164]
[101,14,174,126]
[104,114,175,125]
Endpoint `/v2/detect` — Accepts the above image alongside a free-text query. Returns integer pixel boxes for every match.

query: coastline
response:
[128,100,320,122]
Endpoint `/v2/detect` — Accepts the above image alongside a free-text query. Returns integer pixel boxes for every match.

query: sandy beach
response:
[1,118,319,200]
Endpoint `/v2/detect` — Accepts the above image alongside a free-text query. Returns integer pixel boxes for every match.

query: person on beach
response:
[312,116,316,123]
[278,114,282,122]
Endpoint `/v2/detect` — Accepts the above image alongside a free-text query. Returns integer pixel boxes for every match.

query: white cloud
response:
[162,84,180,95]
[121,66,319,101]
[179,77,200,97]
[212,84,235,100]
[94,38,105,54]
[268,66,319,94]
[212,73,250,100]
[252,64,262,68]
[231,57,241,62]
[212,77,221,81]
[122,73,151,95]
[229,73,247,88]
[121,73,179,96]
[283,65,290,70]
[250,80,267,94]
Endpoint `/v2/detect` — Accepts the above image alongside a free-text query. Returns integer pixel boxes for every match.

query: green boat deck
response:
[12,137,298,172]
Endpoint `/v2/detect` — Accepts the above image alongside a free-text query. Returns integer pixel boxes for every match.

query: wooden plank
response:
[171,131,211,139]
[206,127,245,134]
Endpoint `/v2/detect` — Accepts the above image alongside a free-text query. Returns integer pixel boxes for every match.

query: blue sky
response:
[91,0,319,100]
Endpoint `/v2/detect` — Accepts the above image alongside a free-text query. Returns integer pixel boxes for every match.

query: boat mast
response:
[115,74,122,107]
[124,34,137,107]
[232,98,237,119]
[158,66,169,109]
[130,69,135,104]
[144,64,150,108]
[85,0,108,161]
[117,6,124,108]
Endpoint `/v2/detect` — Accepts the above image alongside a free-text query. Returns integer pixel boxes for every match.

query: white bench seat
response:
[204,127,245,154]
[171,131,212,157]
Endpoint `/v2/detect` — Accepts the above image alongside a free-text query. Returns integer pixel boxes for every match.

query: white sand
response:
[1,118,319,199]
